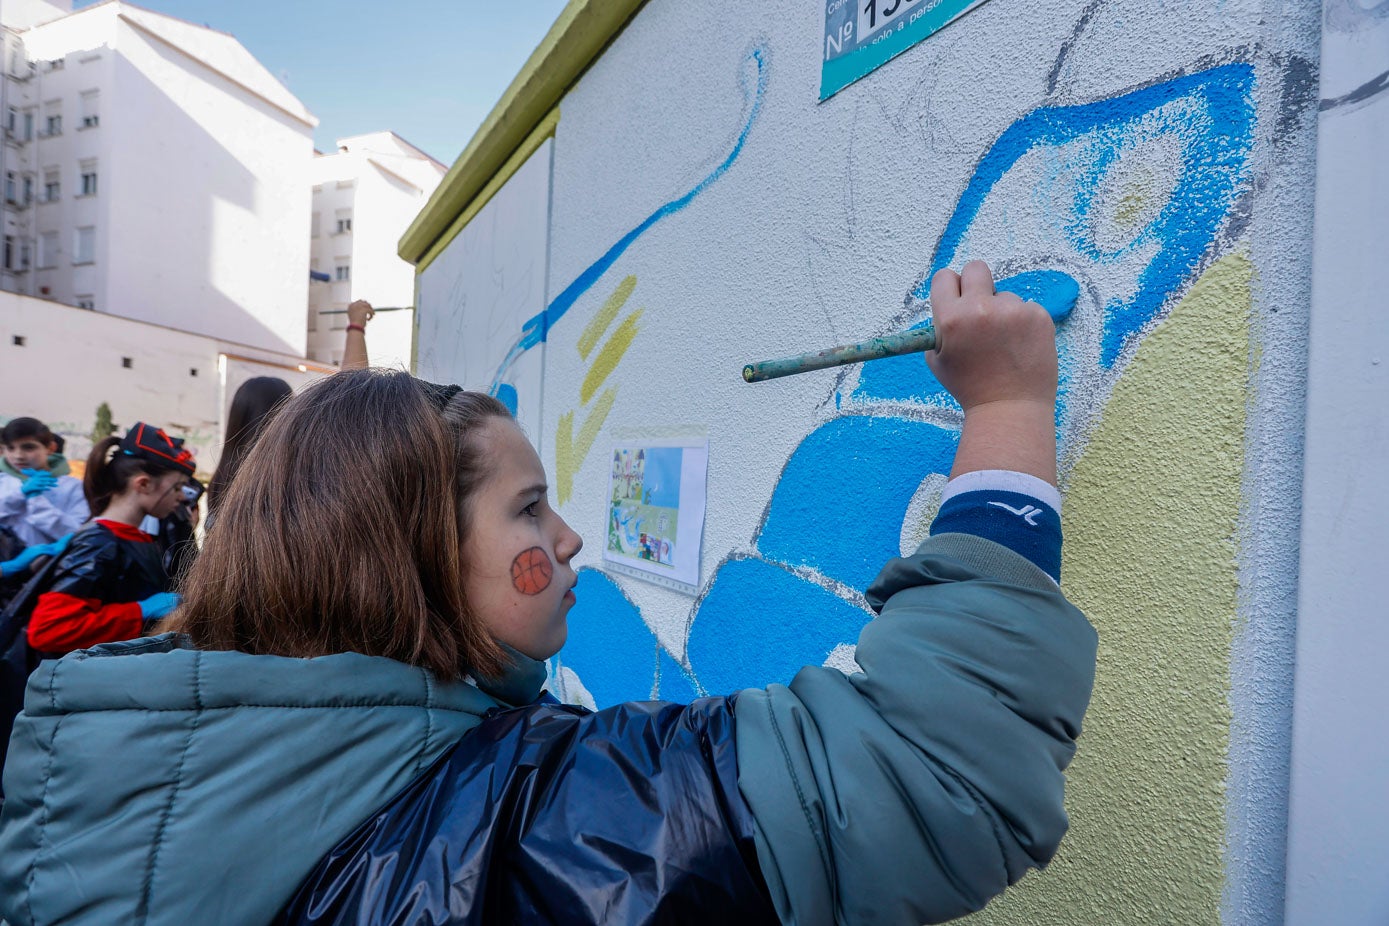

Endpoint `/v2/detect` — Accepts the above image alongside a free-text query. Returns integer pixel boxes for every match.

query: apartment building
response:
[0,0,316,356]
[307,132,444,369]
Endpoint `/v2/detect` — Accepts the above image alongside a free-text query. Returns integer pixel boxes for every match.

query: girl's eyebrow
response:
[514,483,548,500]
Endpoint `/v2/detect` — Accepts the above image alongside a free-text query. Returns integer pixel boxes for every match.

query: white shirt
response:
[0,471,90,546]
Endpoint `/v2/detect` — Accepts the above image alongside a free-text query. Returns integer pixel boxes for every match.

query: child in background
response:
[0,417,89,548]
[0,262,1097,925]
[205,376,292,525]
[24,423,194,656]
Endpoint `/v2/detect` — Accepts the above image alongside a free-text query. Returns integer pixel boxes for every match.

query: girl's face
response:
[136,471,189,520]
[462,418,583,662]
[3,437,51,472]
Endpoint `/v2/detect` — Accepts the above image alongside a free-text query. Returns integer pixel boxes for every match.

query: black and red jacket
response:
[27,519,168,655]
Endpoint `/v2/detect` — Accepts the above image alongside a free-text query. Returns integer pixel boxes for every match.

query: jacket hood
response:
[0,634,545,925]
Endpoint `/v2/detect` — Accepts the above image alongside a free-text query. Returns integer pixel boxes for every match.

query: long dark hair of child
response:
[84,436,185,516]
[169,370,513,680]
[206,376,293,514]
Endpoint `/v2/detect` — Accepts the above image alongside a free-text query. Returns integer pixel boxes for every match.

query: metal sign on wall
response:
[821,0,994,100]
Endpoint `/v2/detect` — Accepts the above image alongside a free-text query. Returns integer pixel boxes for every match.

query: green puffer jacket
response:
[737,533,1097,925]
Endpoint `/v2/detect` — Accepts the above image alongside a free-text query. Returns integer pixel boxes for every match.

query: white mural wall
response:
[415,141,553,434]
[412,0,1379,920]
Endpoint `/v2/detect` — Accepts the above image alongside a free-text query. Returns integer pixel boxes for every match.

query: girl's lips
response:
[563,588,576,604]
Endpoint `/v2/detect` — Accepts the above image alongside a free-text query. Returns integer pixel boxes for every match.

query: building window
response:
[21,174,32,205]
[77,295,95,310]
[74,226,94,264]
[310,211,320,238]
[79,161,97,196]
[335,263,350,282]
[80,91,99,128]
[189,367,198,377]
[4,172,14,204]
[43,169,58,202]
[23,110,33,140]
[335,215,352,234]
[38,231,57,268]
[0,236,25,270]
[121,356,132,368]
[12,335,24,346]
[42,101,60,136]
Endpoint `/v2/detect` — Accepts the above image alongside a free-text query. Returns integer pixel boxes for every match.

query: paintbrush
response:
[742,327,937,383]
[318,306,414,315]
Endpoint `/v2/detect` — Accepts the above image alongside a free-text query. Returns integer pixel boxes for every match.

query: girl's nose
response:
[555,516,583,563]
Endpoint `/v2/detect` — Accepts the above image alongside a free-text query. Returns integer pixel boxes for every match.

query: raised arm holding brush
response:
[340,298,373,371]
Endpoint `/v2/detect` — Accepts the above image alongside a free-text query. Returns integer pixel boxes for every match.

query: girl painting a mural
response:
[0,262,1096,925]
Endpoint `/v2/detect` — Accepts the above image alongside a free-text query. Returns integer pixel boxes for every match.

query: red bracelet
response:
[346,324,366,334]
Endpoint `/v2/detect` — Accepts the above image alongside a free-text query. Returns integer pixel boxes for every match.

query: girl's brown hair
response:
[170,369,513,679]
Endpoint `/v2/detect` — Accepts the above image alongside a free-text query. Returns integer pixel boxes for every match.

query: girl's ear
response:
[129,472,154,494]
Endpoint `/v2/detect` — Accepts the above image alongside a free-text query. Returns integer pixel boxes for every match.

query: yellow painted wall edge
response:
[398,0,650,266]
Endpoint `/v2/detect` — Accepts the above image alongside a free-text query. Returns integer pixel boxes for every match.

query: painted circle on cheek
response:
[510,546,554,596]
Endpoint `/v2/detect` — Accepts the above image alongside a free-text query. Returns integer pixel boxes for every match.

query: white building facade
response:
[1,288,331,473]
[0,0,316,356]
[307,132,444,369]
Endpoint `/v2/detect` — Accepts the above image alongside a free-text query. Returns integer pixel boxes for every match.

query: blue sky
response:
[77,0,570,164]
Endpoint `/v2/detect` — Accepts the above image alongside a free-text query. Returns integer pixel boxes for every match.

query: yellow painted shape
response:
[964,250,1252,925]
[580,309,643,405]
[577,275,637,360]
[556,387,618,505]
[1115,184,1149,230]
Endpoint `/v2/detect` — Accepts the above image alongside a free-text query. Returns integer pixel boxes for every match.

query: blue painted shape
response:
[687,556,873,697]
[657,649,700,702]
[494,383,518,416]
[556,568,657,705]
[924,63,1255,366]
[487,44,770,394]
[852,269,1079,406]
[756,416,959,593]
[1001,269,1080,323]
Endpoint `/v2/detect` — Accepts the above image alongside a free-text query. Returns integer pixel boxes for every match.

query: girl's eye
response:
[522,502,539,518]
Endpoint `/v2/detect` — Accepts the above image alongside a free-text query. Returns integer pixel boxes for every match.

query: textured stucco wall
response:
[417,0,1323,920]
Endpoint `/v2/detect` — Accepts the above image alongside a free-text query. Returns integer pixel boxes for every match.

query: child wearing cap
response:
[0,417,89,549]
[25,423,195,656]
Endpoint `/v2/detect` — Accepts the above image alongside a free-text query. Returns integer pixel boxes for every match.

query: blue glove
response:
[0,533,72,577]
[138,591,181,621]
[19,470,58,498]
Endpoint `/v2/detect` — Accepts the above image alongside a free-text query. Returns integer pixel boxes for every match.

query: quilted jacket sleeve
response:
[734,533,1098,925]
